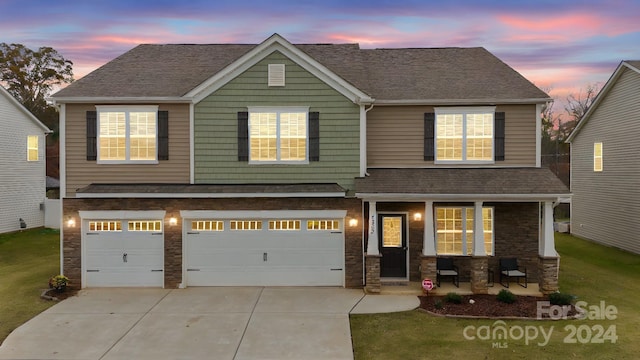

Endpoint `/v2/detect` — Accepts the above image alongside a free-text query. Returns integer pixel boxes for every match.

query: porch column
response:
[540,201,557,257]
[366,201,379,255]
[472,201,486,256]
[422,201,436,256]
[420,201,437,283]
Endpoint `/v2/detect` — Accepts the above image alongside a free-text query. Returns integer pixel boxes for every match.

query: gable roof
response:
[52,34,549,105]
[567,60,640,142]
[0,86,51,133]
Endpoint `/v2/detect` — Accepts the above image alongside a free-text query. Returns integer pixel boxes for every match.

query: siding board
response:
[194,51,360,190]
[367,104,537,167]
[64,103,190,197]
[571,67,640,254]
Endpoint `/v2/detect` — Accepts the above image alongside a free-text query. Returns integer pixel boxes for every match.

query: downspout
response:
[359,102,374,286]
[52,100,66,276]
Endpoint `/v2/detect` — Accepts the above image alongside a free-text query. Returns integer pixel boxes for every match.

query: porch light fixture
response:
[169,217,178,226]
[66,217,76,228]
[414,213,422,221]
[348,218,358,227]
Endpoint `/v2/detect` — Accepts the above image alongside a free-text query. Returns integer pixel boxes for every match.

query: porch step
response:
[380,281,423,295]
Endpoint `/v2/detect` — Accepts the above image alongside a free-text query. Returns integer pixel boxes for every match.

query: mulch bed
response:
[419,294,578,319]
[41,287,79,302]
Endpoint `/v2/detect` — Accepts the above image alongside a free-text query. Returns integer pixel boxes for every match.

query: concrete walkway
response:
[0,287,419,360]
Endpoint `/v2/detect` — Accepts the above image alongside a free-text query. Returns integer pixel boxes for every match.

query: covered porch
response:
[354,168,570,295]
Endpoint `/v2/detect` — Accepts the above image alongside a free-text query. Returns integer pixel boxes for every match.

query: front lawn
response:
[351,233,640,359]
[0,228,60,343]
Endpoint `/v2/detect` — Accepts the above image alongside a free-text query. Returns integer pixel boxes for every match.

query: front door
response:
[379,214,407,278]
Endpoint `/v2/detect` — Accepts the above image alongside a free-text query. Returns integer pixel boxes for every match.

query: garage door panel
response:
[185,216,345,287]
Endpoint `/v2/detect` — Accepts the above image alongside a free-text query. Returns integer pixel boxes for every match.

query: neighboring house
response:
[51,34,569,293]
[0,86,51,233]
[567,60,640,254]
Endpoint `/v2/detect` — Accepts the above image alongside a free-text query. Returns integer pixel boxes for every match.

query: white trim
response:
[357,193,569,202]
[50,96,191,104]
[536,103,542,167]
[59,103,66,275]
[366,201,379,255]
[180,209,347,219]
[374,98,550,106]
[79,210,166,220]
[75,191,346,199]
[186,34,373,104]
[360,104,372,177]
[422,201,436,256]
[189,103,195,184]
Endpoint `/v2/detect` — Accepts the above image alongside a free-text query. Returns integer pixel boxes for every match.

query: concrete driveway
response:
[0,287,418,360]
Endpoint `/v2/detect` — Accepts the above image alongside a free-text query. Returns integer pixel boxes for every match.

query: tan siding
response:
[571,67,640,254]
[367,104,537,167]
[64,103,190,197]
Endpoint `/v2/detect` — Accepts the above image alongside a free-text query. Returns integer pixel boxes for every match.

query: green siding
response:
[194,51,360,191]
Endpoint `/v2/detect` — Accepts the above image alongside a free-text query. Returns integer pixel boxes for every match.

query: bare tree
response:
[561,83,600,139]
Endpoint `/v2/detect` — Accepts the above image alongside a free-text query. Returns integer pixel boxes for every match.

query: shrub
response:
[549,292,575,306]
[434,300,443,310]
[497,289,516,304]
[48,274,69,291]
[444,292,462,304]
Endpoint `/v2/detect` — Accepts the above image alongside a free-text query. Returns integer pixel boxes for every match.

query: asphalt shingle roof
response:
[53,41,548,101]
[355,168,569,196]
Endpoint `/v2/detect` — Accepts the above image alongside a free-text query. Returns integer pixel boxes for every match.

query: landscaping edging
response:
[417,308,582,321]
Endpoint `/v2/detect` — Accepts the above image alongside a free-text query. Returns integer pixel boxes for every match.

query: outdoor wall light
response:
[348,218,358,227]
[66,218,76,228]
[414,212,422,221]
[169,217,178,226]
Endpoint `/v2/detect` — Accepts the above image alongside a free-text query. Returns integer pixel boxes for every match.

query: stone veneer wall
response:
[63,197,363,289]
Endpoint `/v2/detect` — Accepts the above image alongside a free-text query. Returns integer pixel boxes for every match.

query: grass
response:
[0,228,61,343]
[351,233,640,360]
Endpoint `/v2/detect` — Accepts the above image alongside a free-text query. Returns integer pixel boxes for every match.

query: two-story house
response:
[51,34,569,293]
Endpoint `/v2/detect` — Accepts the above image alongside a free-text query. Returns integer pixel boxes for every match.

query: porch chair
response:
[499,258,527,288]
[436,257,459,288]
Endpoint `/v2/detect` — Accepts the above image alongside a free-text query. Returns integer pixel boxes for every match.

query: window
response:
[96,106,158,163]
[268,220,301,230]
[435,107,495,163]
[89,221,122,232]
[192,221,224,231]
[27,135,39,161]
[594,142,603,172]
[307,220,340,231]
[128,220,162,232]
[248,107,308,163]
[230,220,262,230]
[436,207,493,256]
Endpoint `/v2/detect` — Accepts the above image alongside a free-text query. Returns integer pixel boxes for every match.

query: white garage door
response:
[183,210,346,286]
[84,218,164,287]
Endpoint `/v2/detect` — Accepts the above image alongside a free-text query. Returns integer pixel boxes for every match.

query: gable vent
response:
[268,64,285,86]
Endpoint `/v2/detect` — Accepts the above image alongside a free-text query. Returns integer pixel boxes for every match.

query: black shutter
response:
[495,112,505,161]
[158,111,169,160]
[238,111,249,161]
[86,111,97,161]
[424,112,435,161]
[309,111,320,161]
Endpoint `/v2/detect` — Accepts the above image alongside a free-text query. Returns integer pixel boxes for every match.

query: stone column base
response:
[420,256,437,285]
[470,256,489,294]
[539,256,560,294]
[365,254,382,294]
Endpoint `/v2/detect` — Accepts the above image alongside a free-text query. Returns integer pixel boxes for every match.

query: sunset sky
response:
[1,0,639,114]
